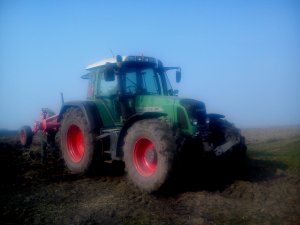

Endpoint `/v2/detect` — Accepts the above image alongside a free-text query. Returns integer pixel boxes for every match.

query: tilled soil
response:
[0,128,300,225]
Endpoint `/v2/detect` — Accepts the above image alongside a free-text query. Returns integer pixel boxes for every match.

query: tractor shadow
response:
[159,150,288,196]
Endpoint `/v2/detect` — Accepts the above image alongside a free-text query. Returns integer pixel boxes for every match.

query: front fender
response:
[116,112,167,158]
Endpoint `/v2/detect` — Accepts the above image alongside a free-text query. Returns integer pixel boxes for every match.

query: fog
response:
[1,0,299,130]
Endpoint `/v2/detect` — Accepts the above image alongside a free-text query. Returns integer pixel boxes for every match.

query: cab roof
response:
[86,55,158,70]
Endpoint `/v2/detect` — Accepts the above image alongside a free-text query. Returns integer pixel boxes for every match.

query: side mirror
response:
[176,70,181,83]
[104,69,115,81]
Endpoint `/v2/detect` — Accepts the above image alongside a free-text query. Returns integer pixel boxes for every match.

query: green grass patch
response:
[247,136,300,172]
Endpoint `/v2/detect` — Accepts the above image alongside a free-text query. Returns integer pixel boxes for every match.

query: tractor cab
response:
[82,56,181,125]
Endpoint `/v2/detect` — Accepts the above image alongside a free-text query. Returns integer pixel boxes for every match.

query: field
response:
[0,127,300,225]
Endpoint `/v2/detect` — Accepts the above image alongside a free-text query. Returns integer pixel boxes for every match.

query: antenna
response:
[109,48,115,58]
[60,92,64,106]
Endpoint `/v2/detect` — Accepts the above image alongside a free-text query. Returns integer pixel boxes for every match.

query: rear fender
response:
[58,101,102,133]
[207,113,225,120]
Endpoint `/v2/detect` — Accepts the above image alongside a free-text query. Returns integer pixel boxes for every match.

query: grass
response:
[247,135,300,172]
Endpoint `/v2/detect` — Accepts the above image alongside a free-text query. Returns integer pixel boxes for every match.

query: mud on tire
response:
[60,107,97,173]
[123,119,177,192]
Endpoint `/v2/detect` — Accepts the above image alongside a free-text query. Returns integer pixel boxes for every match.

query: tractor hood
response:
[135,95,207,135]
[135,95,178,114]
[135,95,206,116]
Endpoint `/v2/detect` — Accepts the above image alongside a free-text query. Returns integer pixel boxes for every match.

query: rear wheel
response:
[60,108,96,173]
[123,119,177,192]
[19,126,33,147]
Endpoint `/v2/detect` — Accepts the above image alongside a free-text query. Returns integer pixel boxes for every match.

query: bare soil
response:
[0,127,300,225]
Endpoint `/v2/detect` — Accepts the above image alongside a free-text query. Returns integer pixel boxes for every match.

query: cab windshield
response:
[122,66,164,95]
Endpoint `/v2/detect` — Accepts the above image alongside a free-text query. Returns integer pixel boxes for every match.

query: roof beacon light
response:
[116,55,122,63]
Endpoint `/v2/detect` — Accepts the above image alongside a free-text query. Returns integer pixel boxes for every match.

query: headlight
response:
[191,118,198,126]
[125,56,156,63]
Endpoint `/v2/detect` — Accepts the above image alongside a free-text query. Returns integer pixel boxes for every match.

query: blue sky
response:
[0,0,299,129]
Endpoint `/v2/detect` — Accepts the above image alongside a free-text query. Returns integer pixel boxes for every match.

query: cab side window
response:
[96,71,118,97]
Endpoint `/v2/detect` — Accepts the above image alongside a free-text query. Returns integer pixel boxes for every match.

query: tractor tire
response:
[123,119,177,192]
[53,129,62,160]
[210,119,247,159]
[19,125,33,147]
[60,107,96,173]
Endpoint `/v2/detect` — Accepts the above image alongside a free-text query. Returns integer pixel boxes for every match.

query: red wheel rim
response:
[133,138,157,177]
[20,130,26,145]
[66,125,85,163]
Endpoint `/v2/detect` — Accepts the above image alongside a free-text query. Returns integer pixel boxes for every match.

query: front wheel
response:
[123,119,177,192]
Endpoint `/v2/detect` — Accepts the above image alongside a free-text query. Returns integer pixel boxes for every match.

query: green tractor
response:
[20,55,246,192]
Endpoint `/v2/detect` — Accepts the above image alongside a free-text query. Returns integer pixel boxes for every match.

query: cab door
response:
[93,70,122,127]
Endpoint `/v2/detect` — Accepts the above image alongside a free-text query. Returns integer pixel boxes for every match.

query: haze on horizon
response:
[0,0,299,130]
